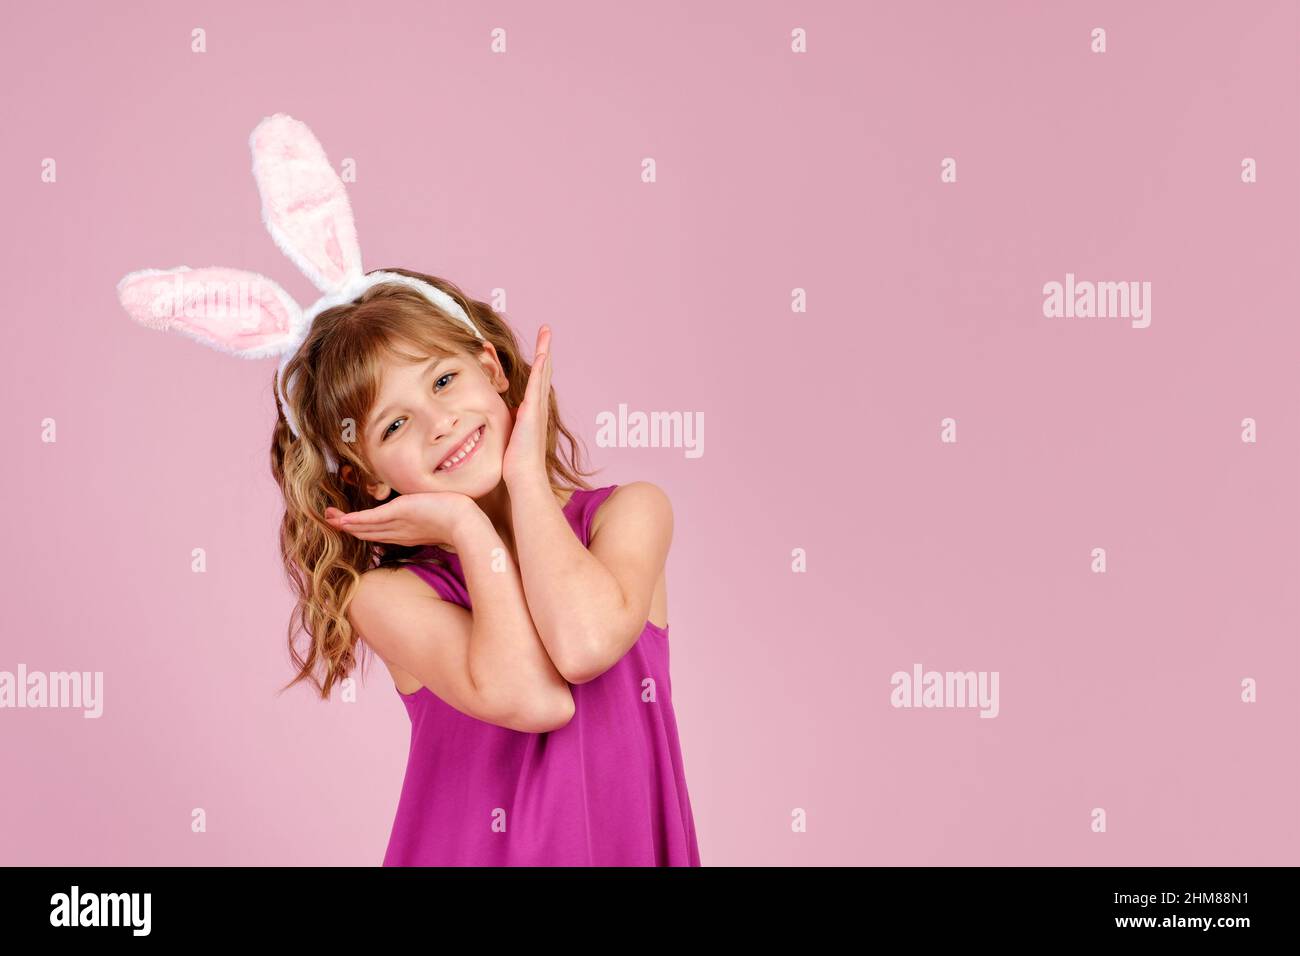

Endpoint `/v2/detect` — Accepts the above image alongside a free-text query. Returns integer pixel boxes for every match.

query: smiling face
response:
[357,339,513,501]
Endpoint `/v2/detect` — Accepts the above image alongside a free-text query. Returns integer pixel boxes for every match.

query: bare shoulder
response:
[352,562,439,604]
[349,564,445,694]
[588,482,673,633]
[589,481,674,541]
[348,563,443,648]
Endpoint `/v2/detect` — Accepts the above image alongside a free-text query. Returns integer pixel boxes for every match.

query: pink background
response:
[2,0,1297,865]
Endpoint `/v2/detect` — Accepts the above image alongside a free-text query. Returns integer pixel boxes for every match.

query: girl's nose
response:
[428,415,460,448]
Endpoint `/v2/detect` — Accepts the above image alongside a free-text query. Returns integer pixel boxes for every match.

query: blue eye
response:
[381,372,456,441]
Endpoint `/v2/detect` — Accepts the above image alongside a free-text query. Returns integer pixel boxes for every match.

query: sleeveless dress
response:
[382,484,701,866]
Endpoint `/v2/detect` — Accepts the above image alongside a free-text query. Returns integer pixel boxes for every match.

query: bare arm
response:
[453,506,574,719]
[349,507,574,732]
[511,479,673,685]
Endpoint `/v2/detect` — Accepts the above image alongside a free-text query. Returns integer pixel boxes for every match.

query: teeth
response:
[438,427,482,470]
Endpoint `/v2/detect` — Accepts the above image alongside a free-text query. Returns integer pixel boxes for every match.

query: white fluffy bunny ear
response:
[116,266,305,358]
[250,113,364,295]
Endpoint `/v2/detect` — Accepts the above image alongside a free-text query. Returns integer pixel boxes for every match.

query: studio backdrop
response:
[1,0,1297,866]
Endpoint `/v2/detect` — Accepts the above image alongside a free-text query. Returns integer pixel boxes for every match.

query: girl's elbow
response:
[548,692,577,730]
[566,611,651,684]
[511,688,575,733]
[557,635,609,686]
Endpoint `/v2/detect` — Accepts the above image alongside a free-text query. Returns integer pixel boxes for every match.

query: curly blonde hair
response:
[270,267,600,700]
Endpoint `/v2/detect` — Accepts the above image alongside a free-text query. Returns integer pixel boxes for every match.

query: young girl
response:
[278,270,701,866]
[117,113,700,867]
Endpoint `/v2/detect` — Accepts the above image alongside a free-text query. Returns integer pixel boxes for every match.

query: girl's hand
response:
[323,492,479,548]
[501,324,553,491]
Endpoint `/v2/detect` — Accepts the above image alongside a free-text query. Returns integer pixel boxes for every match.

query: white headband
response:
[116,112,484,473]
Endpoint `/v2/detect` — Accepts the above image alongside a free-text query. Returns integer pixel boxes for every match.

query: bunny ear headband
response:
[116,113,485,473]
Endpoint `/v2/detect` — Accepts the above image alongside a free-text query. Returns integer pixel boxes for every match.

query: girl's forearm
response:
[509,478,625,683]
[451,507,572,720]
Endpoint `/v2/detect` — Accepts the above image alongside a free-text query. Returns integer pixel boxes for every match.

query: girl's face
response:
[356,341,512,501]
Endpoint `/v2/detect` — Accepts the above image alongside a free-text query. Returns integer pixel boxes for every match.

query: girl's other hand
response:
[323,492,479,548]
[501,324,553,491]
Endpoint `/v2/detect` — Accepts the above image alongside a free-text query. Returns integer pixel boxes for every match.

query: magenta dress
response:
[382,484,701,866]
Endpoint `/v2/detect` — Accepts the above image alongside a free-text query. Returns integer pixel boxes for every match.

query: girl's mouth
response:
[435,425,485,474]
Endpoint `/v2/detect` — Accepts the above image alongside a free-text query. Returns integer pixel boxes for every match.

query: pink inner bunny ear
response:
[117,266,304,359]
[250,114,363,294]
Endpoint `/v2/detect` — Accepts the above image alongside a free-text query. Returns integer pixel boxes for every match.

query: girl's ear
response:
[340,462,383,500]
[477,342,509,390]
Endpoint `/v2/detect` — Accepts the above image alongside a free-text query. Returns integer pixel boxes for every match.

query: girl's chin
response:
[431,458,501,488]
